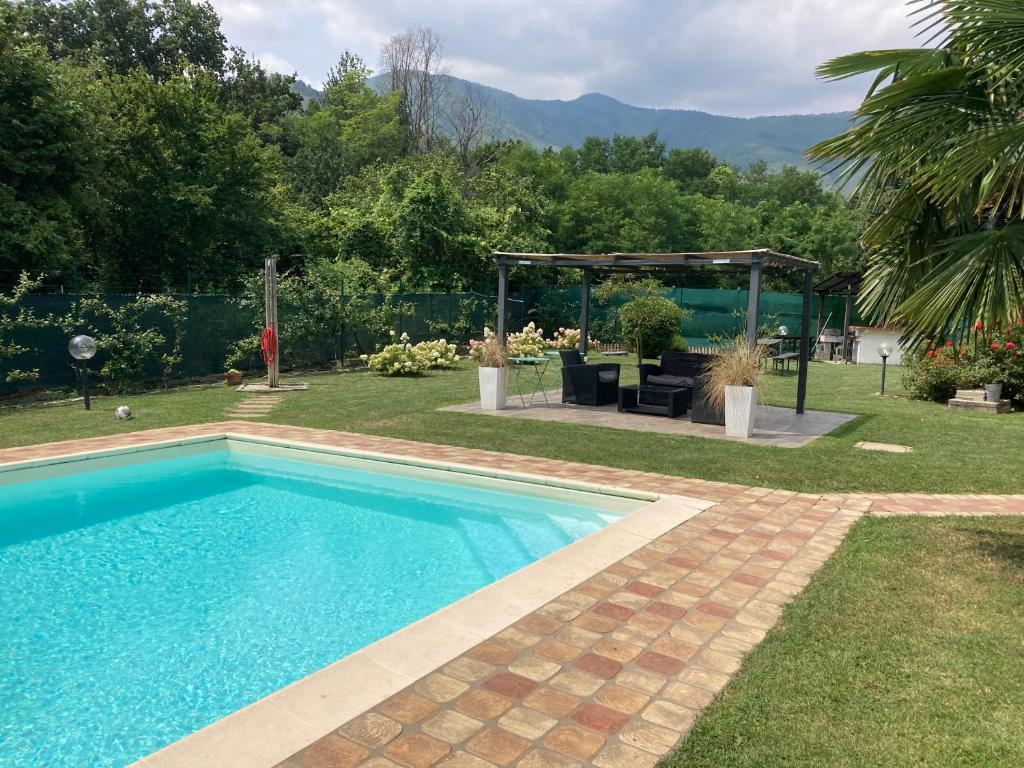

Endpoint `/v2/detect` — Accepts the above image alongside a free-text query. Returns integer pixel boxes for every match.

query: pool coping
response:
[0,426,712,768]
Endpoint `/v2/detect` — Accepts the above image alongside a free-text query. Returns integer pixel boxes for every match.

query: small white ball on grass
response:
[115,405,132,420]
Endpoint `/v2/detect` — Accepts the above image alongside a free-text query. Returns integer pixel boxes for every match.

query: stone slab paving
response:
[2,423,1023,768]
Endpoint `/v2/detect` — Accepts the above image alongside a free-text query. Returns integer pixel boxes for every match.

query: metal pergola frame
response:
[493,249,821,415]
[813,271,863,362]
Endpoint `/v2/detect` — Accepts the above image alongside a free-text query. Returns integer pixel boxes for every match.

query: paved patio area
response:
[3,423,1022,768]
[440,393,857,448]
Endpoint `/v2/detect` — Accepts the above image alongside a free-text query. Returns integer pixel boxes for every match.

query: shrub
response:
[66,295,187,393]
[551,327,598,351]
[902,344,960,402]
[414,338,459,369]
[506,322,548,357]
[619,295,688,364]
[361,332,426,376]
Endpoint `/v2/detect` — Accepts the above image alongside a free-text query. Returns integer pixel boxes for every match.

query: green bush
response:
[902,345,960,402]
[619,296,688,363]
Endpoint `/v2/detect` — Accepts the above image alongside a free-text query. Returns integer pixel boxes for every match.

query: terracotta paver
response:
[4,423,1023,768]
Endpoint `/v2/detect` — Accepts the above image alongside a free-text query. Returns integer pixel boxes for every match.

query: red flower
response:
[944,340,954,347]
[1007,341,1017,350]
[926,350,936,358]
[975,320,984,330]
[992,342,1001,350]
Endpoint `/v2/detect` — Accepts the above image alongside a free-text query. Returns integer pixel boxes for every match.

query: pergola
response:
[493,249,821,415]
[812,271,863,362]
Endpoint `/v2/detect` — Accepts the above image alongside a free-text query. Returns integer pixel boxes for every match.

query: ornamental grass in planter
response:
[704,338,766,438]
[470,329,509,410]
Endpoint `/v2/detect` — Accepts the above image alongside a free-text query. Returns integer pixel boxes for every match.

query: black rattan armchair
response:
[559,350,620,406]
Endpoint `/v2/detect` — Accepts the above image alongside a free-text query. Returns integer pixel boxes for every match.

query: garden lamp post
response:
[878,342,893,395]
[68,334,97,410]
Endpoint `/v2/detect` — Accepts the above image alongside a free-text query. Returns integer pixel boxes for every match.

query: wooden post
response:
[797,269,813,415]
[579,268,592,357]
[496,260,509,344]
[265,256,279,388]
[745,259,763,345]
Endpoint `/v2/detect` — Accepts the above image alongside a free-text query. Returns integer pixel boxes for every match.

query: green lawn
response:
[1,358,1020,494]
[662,515,1024,767]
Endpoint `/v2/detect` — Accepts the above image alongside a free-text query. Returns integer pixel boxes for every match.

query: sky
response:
[210,0,920,117]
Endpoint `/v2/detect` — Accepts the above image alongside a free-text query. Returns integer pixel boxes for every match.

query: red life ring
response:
[260,327,277,365]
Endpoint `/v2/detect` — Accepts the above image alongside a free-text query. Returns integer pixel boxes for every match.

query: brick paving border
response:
[2,423,1022,768]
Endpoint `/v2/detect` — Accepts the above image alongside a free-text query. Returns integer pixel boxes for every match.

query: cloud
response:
[209,0,920,116]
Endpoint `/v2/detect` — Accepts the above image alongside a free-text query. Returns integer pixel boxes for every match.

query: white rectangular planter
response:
[478,366,508,410]
[724,385,757,438]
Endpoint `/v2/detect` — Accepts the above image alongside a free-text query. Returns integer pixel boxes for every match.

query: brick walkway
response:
[2,423,1023,768]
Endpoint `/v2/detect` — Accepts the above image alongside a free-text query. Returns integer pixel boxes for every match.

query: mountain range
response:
[293,75,853,171]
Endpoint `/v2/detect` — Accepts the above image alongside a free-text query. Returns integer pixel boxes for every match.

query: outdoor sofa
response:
[639,352,725,425]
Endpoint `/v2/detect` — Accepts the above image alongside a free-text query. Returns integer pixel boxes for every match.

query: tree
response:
[808,0,1024,340]
[0,12,82,279]
[220,48,301,139]
[74,69,281,289]
[20,0,226,81]
[557,169,700,254]
[380,26,447,152]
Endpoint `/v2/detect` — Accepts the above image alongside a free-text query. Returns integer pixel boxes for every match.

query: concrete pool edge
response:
[0,424,711,768]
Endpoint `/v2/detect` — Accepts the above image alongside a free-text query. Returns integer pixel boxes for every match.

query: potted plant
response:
[704,338,765,438]
[225,368,244,386]
[469,329,508,410]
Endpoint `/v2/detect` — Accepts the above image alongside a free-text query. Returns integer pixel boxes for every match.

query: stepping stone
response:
[855,441,913,454]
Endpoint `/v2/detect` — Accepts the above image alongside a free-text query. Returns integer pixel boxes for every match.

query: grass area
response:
[1,358,1021,493]
[662,516,1024,767]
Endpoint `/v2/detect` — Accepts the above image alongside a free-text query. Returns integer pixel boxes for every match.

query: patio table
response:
[508,356,551,407]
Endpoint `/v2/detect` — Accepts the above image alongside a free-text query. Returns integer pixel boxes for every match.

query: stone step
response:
[948,397,1012,413]
[954,389,986,402]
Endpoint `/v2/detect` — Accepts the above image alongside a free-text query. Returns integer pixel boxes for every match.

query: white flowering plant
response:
[551,327,598,351]
[360,331,426,376]
[506,322,549,358]
[414,339,460,369]
[361,332,460,375]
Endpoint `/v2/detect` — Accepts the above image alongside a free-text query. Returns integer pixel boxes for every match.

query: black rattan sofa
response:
[559,350,620,406]
[638,352,725,425]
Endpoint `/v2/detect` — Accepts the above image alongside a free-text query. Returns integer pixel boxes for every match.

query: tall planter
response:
[724,385,757,438]
[479,366,508,410]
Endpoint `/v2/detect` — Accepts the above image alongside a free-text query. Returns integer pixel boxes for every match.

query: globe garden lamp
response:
[878,342,893,395]
[777,325,789,337]
[68,334,97,410]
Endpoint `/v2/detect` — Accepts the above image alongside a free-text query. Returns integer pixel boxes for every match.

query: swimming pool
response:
[0,439,645,768]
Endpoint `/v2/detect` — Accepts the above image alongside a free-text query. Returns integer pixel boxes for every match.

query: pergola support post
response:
[797,268,813,415]
[745,259,763,345]
[842,292,853,361]
[496,261,509,344]
[579,268,592,357]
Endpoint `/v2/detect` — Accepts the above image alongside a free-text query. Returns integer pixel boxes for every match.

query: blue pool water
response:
[0,446,618,768]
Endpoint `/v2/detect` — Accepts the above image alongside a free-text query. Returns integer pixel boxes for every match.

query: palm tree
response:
[808,0,1024,342]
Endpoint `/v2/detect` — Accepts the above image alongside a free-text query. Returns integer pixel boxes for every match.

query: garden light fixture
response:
[877,342,893,395]
[68,334,97,410]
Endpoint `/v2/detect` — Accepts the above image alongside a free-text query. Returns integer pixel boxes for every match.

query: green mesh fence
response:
[0,292,527,395]
[525,286,861,346]
[1,285,850,395]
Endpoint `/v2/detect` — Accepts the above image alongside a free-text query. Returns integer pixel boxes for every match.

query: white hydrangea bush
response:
[361,331,426,376]
[361,331,460,375]
[414,339,460,369]
[551,327,598,351]
[506,322,549,358]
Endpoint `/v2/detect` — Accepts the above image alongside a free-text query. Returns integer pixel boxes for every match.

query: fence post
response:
[339,275,345,366]
[186,271,194,383]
